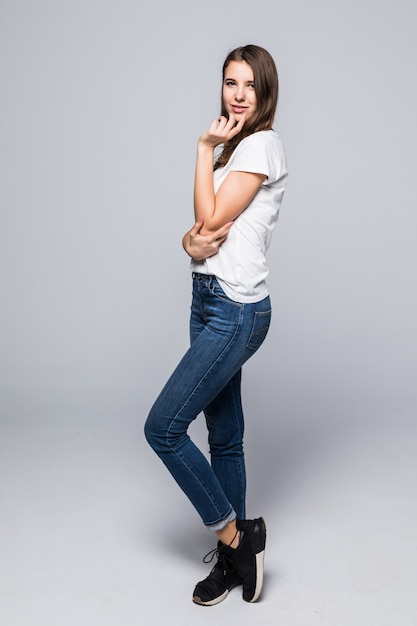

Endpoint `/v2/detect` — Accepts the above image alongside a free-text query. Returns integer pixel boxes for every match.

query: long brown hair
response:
[214,44,279,170]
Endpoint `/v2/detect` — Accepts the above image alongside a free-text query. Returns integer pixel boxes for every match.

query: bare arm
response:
[182,219,232,261]
[194,114,266,234]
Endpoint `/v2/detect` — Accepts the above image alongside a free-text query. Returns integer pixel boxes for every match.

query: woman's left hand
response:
[182,219,232,261]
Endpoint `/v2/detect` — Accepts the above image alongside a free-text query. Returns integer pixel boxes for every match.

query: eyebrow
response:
[224,76,255,83]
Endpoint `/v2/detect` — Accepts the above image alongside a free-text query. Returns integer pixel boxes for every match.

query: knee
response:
[145,401,190,453]
[207,422,244,457]
[144,407,175,453]
[209,438,244,458]
[144,409,161,451]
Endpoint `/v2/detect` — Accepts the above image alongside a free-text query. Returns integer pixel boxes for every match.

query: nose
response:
[235,86,245,102]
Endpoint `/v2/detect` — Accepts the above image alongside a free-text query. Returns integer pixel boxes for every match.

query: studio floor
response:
[1,409,416,626]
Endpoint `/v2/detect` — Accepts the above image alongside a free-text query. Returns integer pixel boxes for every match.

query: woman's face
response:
[222,60,257,122]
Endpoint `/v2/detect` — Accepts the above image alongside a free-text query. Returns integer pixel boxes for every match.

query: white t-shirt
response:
[190,130,288,303]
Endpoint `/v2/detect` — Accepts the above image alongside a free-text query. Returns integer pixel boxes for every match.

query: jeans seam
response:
[165,306,244,524]
[166,438,230,524]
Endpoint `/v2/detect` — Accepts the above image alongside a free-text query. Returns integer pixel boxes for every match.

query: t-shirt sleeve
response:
[227,133,281,183]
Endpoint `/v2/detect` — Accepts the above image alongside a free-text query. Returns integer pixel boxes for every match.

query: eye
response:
[224,80,236,87]
[248,82,255,89]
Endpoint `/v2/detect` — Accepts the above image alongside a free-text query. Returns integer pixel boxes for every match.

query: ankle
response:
[226,529,240,549]
[215,521,239,548]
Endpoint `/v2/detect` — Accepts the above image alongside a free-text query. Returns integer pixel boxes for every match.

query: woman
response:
[145,44,288,605]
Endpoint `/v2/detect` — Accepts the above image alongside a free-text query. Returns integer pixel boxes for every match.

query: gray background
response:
[1,1,416,624]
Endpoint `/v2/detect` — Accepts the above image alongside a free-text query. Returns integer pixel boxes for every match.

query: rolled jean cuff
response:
[205,508,237,531]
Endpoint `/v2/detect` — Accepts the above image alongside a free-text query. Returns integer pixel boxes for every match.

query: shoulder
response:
[229,130,286,182]
[233,130,285,164]
[238,130,283,151]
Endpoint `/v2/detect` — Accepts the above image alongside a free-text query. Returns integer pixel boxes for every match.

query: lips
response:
[231,105,248,114]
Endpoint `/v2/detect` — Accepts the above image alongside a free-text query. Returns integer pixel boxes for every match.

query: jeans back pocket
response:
[246,309,271,351]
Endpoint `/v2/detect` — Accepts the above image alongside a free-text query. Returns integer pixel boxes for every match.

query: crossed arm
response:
[183,114,265,261]
[193,115,265,234]
[182,219,232,261]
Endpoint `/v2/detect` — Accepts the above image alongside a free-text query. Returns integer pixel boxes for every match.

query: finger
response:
[189,218,204,236]
[213,222,233,238]
[222,114,236,133]
[235,112,246,130]
[214,234,227,245]
[216,226,232,242]
[228,113,246,139]
[217,116,232,133]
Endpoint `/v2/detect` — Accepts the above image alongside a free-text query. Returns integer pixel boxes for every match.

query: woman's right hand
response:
[182,219,232,261]
[199,114,246,149]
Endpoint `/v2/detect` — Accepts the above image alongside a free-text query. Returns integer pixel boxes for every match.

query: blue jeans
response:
[144,273,271,530]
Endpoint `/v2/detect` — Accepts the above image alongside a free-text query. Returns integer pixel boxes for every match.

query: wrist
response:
[197,139,215,155]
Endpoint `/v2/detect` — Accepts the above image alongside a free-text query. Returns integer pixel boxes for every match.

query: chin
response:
[230,112,246,121]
